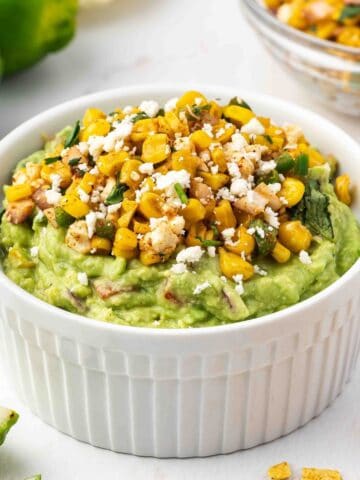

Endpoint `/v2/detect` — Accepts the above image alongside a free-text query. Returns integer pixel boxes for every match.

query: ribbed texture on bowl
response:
[1,293,359,457]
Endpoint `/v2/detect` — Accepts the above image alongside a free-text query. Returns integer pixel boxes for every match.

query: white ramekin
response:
[0,85,359,458]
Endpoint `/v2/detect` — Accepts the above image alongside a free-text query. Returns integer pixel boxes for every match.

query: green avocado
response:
[0,406,19,445]
[0,147,359,328]
[0,0,77,76]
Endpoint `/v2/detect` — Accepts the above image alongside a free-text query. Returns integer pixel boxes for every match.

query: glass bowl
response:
[241,0,360,116]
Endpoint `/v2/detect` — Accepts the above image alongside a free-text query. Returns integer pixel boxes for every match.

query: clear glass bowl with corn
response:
[241,0,360,116]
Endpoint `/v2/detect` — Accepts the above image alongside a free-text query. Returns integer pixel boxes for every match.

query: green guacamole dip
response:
[0,146,359,329]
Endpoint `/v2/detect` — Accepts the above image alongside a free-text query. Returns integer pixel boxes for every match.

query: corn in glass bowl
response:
[241,0,360,116]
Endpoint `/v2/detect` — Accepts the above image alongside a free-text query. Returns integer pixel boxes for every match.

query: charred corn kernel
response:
[177,90,207,109]
[172,150,198,176]
[98,151,129,176]
[113,248,137,260]
[308,147,326,167]
[79,173,97,194]
[5,184,32,202]
[271,241,291,263]
[204,198,216,219]
[208,100,223,120]
[131,118,158,142]
[335,174,351,205]
[268,461,292,480]
[41,162,72,188]
[133,218,150,234]
[301,467,342,480]
[190,130,212,150]
[164,111,182,132]
[219,248,254,280]
[113,227,138,255]
[223,105,255,126]
[225,226,255,255]
[142,133,170,163]
[279,221,312,253]
[120,160,143,189]
[186,222,207,247]
[139,250,162,265]
[80,119,110,142]
[61,194,90,219]
[213,120,236,144]
[117,200,138,228]
[138,192,163,219]
[235,211,254,227]
[183,198,206,225]
[82,108,106,128]
[200,172,230,190]
[279,177,305,207]
[90,236,112,255]
[210,147,227,172]
[214,200,236,231]
[337,27,360,48]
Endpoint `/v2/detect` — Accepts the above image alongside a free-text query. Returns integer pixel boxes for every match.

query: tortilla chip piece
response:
[301,468,342,480]
[268,462,292,480]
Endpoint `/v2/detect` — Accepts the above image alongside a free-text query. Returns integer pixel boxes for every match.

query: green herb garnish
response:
[250,219,278,256]
[131,112,150,123]
[229,96,252,111]
[174,183,188,204]
[95,220,115,240]
[275,152,295,173]
[64,120,80,148]
[186,104,211,120]
[68,157,81,167]
[291,180,333,240]
[196,237,222,247]
[156,108,165,117]
[339,5,360,21]
[210,222,220,238]
[45,156,62,165]
[0,207,5,222]
[257,170,281,185]
[105,183,128,205]
[294,153,309,176]
[264,134,273,144]
[54,207,75,228]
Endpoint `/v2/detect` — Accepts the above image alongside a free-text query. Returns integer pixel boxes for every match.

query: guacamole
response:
[0,91,359,328]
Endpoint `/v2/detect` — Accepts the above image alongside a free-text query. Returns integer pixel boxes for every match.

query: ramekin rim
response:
[0,83,359,338]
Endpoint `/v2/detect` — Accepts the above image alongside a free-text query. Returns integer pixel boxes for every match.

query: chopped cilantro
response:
[294,153,309,176]
[131,112,150,123]
[174,183,188,204]
[291,180,333,240]
[45,156,62,165]
[250,219,278,256]
[339,5,360,21]
[197,237,222,247]
[229,96,252,111]
[275,152,295,173]
[105,183,128,205]
[68,157,81,167]
[64,120,80,148]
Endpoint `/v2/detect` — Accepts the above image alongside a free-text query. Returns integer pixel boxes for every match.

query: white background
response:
[0,0,359,478]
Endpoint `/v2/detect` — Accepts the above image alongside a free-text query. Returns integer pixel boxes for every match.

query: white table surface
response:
[0,0,359,478]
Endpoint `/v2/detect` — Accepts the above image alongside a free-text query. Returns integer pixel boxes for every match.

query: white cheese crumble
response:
[170,263,188,274]
[139,162,154,175]
[193,282,211,295]
[299,250,312,265]
[227,162,241,178]
[241,118,265,135]
[222,228,235,242]
[85,211,105,239]
[264,206,280,228]
[207,246,216,257]
[77,272,89,286]
[232,274,244,295]
[231,133,248,151]
[202,123,214,138]
[257,160,276,175]
[107,202,122,214]
[44,190,62,205]
[30,246,39,257]
[78,188,90,203]
[164,97,178,112]
[254,265,268,276]
[176,246,204,264]
[230,178,249,197]
[267,182,282,194]
[153,169,190,191]
[139,100,159,118]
